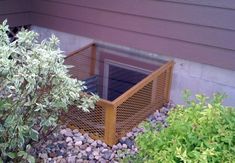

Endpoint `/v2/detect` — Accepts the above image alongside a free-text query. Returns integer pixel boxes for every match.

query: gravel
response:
[33,104,174,162]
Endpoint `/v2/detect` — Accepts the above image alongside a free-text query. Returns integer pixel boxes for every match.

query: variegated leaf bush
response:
[0,20,99,162]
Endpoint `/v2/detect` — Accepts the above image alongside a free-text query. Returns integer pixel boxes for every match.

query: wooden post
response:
[104,105,117,146]
[90,44,96,76]
[164,64,174,103]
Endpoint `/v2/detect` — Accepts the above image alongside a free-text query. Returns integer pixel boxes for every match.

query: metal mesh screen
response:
[62,104,105,140]
[155,71,168,107]
[64,47,93,80]
[116,81,153,137]
[62,43,174,145]
[62,45,105,140]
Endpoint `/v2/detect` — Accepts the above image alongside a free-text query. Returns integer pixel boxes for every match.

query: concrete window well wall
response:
[32,26,235,107]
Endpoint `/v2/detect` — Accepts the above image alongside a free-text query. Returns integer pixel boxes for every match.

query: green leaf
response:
[0,100,6,109]
[7,152,16,159]
[18,133,25,146]
[2,19,8,26]
[26,154,35,163]
[17,151,27,157]
[30,129,39,141]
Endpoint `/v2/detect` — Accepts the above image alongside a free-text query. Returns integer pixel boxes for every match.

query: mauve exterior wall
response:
[29,0,235,70]
[1,0,235,70]
[0,0,31,26]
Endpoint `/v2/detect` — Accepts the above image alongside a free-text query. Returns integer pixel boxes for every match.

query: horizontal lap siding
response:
[163,0,235,10]
[31,13,235,70]
[31,1,235,50]
[44,0,235,30]
[0,0,31,26]
[31,0,235,70]
[0,13,30,27]
[2,0,235,70]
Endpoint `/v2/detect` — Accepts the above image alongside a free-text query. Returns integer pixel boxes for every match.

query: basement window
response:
[103,60,150,101]
[63,43,174,145]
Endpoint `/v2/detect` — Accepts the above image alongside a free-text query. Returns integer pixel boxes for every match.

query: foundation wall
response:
[32,26,235,107]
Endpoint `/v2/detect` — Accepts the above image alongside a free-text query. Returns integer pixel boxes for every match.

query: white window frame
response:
[102,59,151,100]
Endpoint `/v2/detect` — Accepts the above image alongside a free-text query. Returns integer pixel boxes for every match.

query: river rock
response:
[93,150,99,156]
[86,146,92,153]
[67,156,76,163]
[91,141,97,147]
[75,141,83,146]
[65,137,73,143]
[80,144,88,150]
[39,153,48,159]
[102,151,112,160]
[32,104,173,162]
[64,128,73,137]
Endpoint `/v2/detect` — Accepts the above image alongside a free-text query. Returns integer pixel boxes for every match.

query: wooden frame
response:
[63,43,174,146]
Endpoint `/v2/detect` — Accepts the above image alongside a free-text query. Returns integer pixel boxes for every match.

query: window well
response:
[62,43,174,145]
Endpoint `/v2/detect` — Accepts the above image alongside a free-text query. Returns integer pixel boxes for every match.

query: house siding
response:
[0,0,235,70]
[29,0,235,70]
[0,0,31,26]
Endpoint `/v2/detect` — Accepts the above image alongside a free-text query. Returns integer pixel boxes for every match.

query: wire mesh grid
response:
[64,47,93,80]
[62,104,105,140]
[155,71,168,107]
[116,81,153,137]
[62,43,174,145]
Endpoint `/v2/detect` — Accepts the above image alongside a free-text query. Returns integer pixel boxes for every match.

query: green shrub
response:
[0,20,98,162]
[128,92,235,162]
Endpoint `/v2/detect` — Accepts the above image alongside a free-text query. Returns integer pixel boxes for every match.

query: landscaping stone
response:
[67,156,76,163]
[102,150,112,160]
[39,153,48,159]
[60,129,67,135]
[122,144,127,149]
[91,141,97,147]
[126,132,132,137]
[58,158,66,163]
[64,128,73,137]
[65,137,73,143]
[48,152,57,158]
[79,144,87,150]
[75,141,83,146]
[97,140,102,145]
[92,150,99,156]
[86,147,92,153]
[32,104,174,162]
